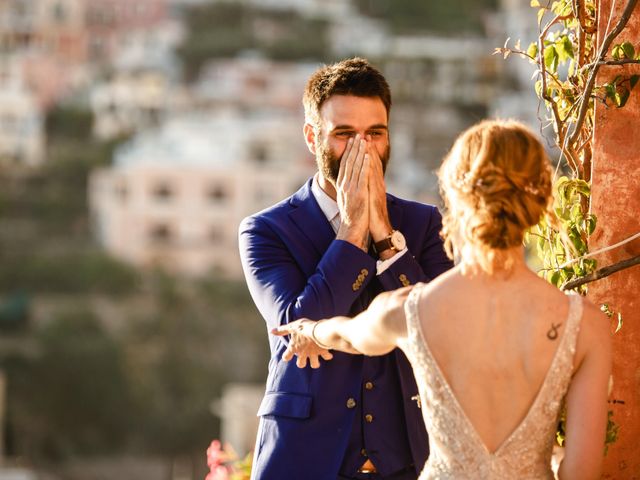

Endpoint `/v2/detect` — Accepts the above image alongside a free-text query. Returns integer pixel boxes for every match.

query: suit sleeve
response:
[239,215,377,331]
[377,206,453,291]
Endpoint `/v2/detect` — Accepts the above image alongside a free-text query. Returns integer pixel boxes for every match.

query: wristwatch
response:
[374,230,406,254]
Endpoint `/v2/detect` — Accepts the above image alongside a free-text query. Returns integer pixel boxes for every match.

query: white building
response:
[195,57,318,110]
[0,58,45,166]
[207,0,353,19]
[90,69,180,140]
[89,109,315,278]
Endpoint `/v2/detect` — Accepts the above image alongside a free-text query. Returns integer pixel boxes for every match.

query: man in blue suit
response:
[239,58,452,480]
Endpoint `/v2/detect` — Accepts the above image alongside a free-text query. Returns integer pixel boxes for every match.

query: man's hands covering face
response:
[335,134,392,253]
[366,134,393,245]
[335,135,371,251]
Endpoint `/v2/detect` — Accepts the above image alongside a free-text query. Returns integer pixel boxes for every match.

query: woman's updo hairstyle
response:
[438,119,553,274]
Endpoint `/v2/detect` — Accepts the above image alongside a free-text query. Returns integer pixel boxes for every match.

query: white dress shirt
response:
[311,174,407,275]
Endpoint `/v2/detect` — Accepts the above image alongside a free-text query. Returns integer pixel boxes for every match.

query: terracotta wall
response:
[590,1,640,477]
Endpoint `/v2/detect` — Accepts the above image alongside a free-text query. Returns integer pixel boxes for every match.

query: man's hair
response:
[303,57,392,127]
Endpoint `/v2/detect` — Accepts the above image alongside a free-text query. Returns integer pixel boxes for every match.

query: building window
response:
[134,3,148,16]
[11,1,30,20]
[251,144,268,165]
[89,36,105,58]
[52,2,66,23]
[207,184,228,203]
[209,226,224,243]
[115,183,128,201]
[149,224,172,244]
[152,183,174,201]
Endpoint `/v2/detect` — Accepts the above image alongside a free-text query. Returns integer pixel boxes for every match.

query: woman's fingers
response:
[271,325,290,336]
[272,319,333,368]
[320,351,334,361]
[282,346,295,362]
[296,354,308,369]
[309,355,321,369]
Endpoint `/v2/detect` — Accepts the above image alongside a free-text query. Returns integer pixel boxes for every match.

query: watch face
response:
[391,230,406,250]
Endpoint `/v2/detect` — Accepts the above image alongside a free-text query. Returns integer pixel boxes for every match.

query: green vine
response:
[496,0,640,453]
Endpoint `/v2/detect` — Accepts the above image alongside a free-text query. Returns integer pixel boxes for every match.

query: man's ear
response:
[303,123,317,155]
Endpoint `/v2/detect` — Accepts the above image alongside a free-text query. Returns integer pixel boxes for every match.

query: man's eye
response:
[369,131,383,137]
[337,132,353,137]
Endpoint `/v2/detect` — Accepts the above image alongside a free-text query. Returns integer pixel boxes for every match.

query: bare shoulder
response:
[575,295,612,362]
[574,296,609,338]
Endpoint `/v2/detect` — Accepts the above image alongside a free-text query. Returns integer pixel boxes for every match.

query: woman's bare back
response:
[417,264,574,453]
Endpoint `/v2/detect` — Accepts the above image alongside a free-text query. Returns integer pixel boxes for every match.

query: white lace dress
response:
[398,284,582,479]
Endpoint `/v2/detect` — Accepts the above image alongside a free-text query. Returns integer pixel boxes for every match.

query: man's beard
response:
[316,138,390,185]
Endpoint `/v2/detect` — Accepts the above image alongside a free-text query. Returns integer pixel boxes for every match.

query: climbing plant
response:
[495,0,640,451]
[496,0,639,321]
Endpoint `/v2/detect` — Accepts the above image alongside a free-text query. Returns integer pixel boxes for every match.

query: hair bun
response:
[438,120,553,273]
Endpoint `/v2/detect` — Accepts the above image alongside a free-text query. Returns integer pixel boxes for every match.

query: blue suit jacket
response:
[238,178,452,480]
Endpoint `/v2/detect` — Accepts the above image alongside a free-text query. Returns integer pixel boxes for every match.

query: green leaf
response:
[621,41,635,59]
[612,44,623,60]
[555,176,570,188]
[527,42,539,59]
[535,79,543,97]
[544,45,559,71]
[570,202,582,219]
[604,83,617,101]
[531,0,541,6]
[584,258,597,272]
[551,0,572,15]
[573,179,591,197]
[615,88,630,107]
[630,74,639,90]
[537,234,547,255]
[556,35,575,62]
[538,8,546,25]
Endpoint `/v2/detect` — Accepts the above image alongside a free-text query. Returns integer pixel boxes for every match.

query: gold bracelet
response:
[311,320,332,350]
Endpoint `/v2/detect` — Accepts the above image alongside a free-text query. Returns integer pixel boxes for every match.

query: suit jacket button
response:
[365,381,374,390]
[365,414,374,423]
[361,268,369,276]
[346,398,356,409]
[352,283,359,291]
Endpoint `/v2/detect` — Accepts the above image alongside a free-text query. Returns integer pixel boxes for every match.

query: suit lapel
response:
[288,179,336,274]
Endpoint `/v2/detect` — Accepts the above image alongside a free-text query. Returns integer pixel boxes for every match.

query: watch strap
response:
[374,236,395,253]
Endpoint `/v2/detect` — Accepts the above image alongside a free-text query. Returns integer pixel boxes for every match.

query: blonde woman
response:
[273,120,611,479]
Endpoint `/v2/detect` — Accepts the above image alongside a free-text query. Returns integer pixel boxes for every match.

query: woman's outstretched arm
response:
[272,286,412,364]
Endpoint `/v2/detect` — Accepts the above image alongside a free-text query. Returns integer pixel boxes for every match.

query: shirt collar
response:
[311,174,339,224]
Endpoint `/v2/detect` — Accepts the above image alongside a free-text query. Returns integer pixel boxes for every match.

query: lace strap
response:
[401,283,425,356]
[403,282,426,344]
[562,293,584,359]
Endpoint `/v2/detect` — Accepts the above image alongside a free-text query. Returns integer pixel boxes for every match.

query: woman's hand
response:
[271,320,334,369]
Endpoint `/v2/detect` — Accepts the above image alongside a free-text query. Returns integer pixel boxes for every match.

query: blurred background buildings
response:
[0,0,541,478]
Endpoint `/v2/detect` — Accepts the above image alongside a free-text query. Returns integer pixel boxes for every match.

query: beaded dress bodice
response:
[398,284,583,479]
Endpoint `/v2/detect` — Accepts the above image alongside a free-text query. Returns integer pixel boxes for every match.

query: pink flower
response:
[207,440,228,469]
[205,465,229,480]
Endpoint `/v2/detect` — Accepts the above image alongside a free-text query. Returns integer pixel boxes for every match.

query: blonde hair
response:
[438,119,553,274]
